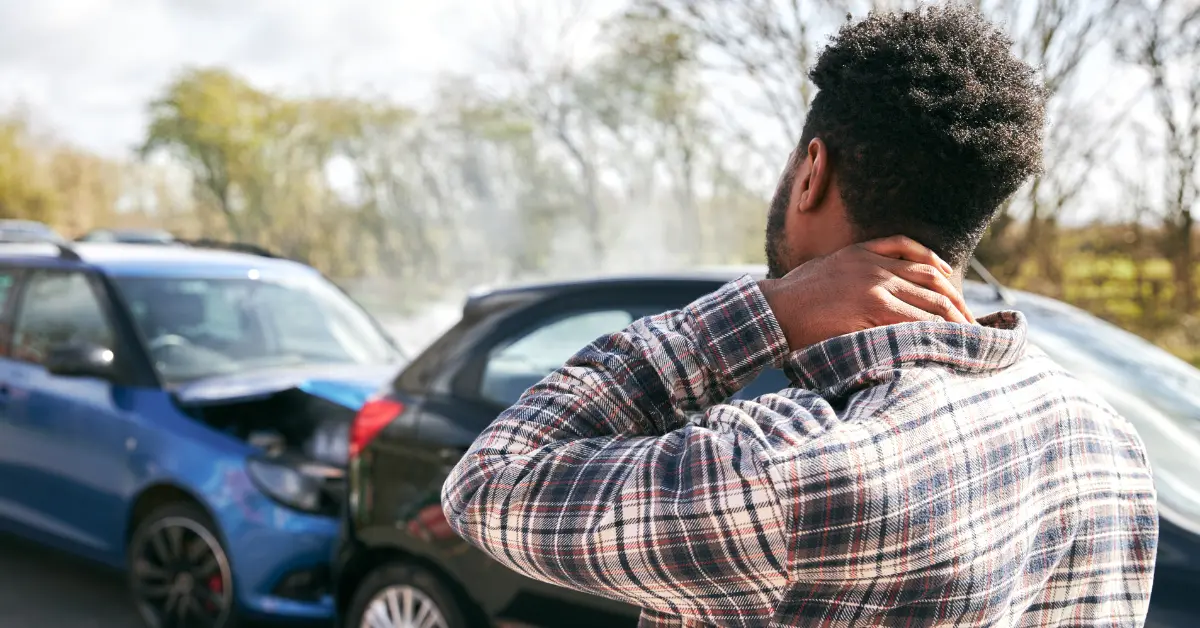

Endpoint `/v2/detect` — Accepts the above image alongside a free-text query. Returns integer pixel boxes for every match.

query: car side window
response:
[0,271,16,307]
[0,270,20,356]
[11,272,115,366]
[480,309,635,406]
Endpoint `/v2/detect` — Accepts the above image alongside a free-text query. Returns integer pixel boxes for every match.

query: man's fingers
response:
[884,280,972,325]
[858,236,954,276]
[880,258,976,323]
[881,297,949,326]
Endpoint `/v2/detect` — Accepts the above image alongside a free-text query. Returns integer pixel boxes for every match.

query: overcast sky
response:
[0,0,1151,225]
[0,0,622,157]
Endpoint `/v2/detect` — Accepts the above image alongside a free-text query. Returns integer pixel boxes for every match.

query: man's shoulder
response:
[856,344,1121,426]
[1013,344,1122,411]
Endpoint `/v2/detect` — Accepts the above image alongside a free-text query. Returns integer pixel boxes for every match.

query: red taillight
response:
[349,397,404,458]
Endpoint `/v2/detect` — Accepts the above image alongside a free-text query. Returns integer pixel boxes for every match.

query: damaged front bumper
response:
[167,364,397,621]
[212,465,341,622]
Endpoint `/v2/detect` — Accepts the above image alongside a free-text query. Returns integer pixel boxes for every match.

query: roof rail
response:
[967,257,1014,305]
[0,240,82,261]
[54,242,82,261]
[179,238,281,259]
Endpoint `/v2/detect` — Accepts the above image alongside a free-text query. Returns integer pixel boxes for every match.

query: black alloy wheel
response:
[128,503,236,628]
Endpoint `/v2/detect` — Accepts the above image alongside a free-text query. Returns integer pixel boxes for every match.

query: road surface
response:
[0,532,141,627]
[0,532,550,628]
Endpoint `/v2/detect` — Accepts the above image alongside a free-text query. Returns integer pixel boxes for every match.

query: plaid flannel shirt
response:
[442,275,1159,627]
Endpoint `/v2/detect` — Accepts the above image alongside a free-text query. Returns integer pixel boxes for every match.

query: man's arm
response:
[441,276,796,625]
[441,237,967,625]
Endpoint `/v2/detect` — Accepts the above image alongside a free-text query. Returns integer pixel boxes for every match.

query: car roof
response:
[0,241,316,278]
[0,219,57,231]
[463,264,1019,317]
[464,266,764,312]
[85,227,174,237]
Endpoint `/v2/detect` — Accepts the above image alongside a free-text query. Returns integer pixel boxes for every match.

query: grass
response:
[1009,254,1200,367]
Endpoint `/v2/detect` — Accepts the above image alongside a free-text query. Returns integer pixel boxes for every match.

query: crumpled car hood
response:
[171,363,396,410]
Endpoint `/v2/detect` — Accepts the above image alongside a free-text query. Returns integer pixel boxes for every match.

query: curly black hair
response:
[798,4,1046,266]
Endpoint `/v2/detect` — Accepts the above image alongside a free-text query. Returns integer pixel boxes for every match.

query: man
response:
[443,5,1158,627]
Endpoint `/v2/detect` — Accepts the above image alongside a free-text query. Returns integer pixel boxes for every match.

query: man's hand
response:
[759,236,976,351]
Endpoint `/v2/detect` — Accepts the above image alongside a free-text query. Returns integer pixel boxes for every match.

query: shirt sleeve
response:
[441,276,801,626]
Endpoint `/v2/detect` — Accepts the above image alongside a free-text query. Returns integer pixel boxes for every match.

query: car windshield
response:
[1020,301,1200,532]
[113,274,402,384]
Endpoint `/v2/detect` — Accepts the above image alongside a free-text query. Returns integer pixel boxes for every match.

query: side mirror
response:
[44,342,118,381]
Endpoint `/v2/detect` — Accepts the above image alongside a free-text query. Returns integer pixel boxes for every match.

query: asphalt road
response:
[2,529,1193,628]
[0,532,141,627]
[0,532,334,627]
[0,530,548,628]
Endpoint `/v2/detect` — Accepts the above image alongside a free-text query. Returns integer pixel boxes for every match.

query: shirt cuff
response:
[688,274,791,394]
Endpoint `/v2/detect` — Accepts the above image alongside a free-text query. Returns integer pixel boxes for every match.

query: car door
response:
[0,269,135,559]
[0,266,28,525]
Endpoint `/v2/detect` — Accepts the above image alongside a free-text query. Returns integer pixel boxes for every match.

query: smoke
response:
[380,298,465,357]
[367,185,704,358]
[340,1,776,353]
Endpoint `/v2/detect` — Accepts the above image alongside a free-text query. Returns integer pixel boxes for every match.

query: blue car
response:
[0,241,405,627]
[0,219,68,244]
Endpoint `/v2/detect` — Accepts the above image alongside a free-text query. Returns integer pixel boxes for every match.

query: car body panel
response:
[340,267,1200,627]
[0,358,136,558]
[0,241,400,623]
[115,388,343,619]
[172,363,394,408]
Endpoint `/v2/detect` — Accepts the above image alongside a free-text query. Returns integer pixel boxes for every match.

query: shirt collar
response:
[781,311,1029,399]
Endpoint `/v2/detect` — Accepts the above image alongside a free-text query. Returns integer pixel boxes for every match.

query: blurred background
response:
[1,0,1197,363]
[2,1,1199,626]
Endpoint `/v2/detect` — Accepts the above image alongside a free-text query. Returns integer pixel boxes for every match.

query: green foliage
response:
[9,0,1199,371]
[142,68,287,238]
[0,112,125,233]
[0,116,59,222]
[1005,227,1200,366]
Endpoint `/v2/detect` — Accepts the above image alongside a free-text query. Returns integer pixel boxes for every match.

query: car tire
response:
[127,502,239,628]
[345,562,470,628]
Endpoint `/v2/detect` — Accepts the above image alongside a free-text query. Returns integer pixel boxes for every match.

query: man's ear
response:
[795,138,831,213]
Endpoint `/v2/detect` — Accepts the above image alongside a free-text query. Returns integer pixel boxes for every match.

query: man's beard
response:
[764,168,795,280]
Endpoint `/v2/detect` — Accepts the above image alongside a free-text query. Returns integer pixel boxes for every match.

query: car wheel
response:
[127,502,238,628]
[346,563,469,628]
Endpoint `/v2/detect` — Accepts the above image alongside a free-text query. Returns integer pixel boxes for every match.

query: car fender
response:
[122,480,222,551]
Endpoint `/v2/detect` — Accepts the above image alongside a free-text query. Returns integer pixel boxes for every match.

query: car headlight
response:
[247,458,324,513]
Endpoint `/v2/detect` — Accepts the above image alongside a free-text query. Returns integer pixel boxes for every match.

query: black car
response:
[334,267,1200,628]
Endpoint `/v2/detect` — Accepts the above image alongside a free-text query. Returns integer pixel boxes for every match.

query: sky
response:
[0,0,622,157]
[0,0,1155,225]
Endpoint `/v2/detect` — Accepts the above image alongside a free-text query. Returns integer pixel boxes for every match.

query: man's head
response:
[764,4,1046,279]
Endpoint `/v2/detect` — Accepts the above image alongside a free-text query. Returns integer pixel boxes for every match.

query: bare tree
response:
[1108,120,1166,327]
[627,0,842,168]
[489,0,610,264]
[956,0,1127,289]
[1120,0,1200,312]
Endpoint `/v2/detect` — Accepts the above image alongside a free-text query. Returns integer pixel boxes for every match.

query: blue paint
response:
[0,241,401,623]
